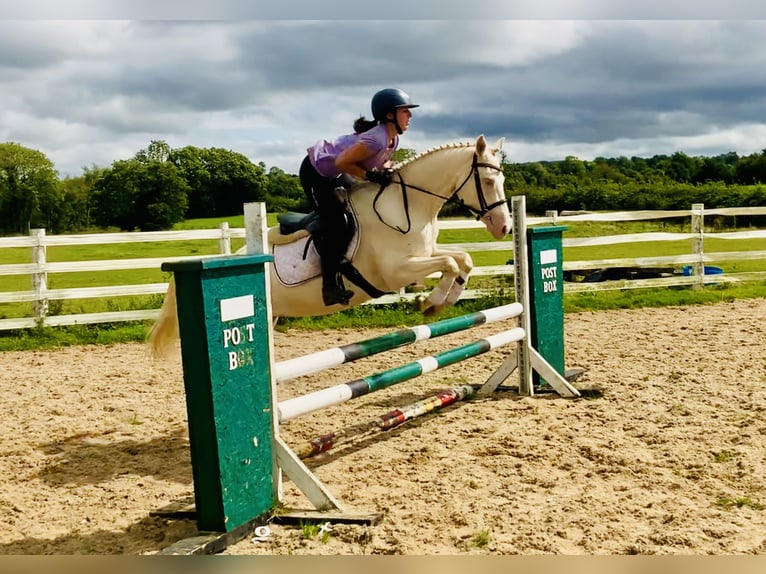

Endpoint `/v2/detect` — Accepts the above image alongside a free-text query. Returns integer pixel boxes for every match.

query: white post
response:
[31,228,48,325]
[511,196,534,396]
[243,202,280,498]
[244,202,267,255]
[545,210,558,225]
[242,202,344,511]
[691,203,704,289]
[218,222,231,255]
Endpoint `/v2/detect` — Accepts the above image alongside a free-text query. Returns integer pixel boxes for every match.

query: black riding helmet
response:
[371,88,419,134]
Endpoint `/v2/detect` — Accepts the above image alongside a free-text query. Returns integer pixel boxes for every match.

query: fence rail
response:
[1,204,765,331]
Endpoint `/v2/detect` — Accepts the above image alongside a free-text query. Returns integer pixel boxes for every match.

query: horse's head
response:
[384,135,511,239]
[459,135,511,240]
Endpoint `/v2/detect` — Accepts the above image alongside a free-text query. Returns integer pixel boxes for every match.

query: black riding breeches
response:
[299,155,349,248]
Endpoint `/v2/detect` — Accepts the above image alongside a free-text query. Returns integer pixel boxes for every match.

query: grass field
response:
[0,213,764,350]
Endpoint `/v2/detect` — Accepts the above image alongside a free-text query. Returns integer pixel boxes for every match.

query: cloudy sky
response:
[2,15,766,177]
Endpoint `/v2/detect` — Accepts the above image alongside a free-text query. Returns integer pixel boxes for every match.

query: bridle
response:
[372,152,508,234]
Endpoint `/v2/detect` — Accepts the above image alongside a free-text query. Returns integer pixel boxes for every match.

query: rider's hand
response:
[365,168,395,187]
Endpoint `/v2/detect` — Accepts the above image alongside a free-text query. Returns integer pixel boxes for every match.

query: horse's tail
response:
[147,278,180,360]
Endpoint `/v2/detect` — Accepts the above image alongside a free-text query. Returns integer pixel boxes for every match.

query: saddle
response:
[272,207,389,299]
[275,211,323,236]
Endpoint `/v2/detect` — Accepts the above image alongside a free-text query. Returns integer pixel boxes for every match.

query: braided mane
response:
[391,141,473,171]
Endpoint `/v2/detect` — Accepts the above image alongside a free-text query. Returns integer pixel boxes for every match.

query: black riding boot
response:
[313,232,353,306]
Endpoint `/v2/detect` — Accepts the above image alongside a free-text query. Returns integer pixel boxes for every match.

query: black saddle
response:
[276,211,322,235]
[276,210,357,244]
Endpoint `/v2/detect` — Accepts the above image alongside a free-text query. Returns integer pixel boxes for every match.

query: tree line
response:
[1,140,766,235]
[0,140,307,234]
[501,150,766,217]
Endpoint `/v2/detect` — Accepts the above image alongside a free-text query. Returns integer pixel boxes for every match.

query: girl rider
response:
[299,87,418,306]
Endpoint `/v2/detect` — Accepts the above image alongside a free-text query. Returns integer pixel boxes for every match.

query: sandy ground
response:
[0,297,765,555]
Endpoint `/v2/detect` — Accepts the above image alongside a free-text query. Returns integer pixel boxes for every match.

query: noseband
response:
[373,153,508,234]
[452,153,508,221]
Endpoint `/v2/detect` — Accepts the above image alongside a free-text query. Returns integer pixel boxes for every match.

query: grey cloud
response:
[2,20,766,176]
[411,21,766,148]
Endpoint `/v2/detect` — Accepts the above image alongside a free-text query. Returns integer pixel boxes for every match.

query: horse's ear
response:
[494,137,506,153]
[476,134,487,154]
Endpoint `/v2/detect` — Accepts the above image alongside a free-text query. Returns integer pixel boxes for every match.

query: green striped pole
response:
[275,302,523,383]
[278,327,525,422]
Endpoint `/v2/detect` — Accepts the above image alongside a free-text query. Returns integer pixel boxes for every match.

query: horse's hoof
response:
[404,282,428,293]
[413,295,429,312]
[423,304,444,317]
[420,298,444,316]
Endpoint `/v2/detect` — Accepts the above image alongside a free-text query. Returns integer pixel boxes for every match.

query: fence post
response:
[691,203,704,290]
[218,222,231,255]
[545,210,558,225]
[30,228,48,325]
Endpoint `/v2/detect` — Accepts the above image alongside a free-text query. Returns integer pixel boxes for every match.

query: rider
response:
[299,87,418,306]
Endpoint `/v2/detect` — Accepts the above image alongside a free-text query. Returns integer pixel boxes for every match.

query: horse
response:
[148,134,511,359]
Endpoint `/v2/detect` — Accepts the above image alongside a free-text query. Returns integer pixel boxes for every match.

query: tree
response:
[0,142,60,234]
[169,146,268,218]
[734,150,766,185]
[665,151,699,183]
[134,139,172,163]
[695,156,734,184]
[53,164,108,232]
[57,176,91,231]
[560,155,586,177]
[589,157,627,184]
[91,159,189,231]
[525,162,554,187]
[264,165,305,212]
[393,147,417,164]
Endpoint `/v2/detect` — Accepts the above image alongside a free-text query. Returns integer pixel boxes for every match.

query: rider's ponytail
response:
[353,116,378,134]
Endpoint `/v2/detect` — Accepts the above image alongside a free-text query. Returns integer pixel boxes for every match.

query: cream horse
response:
[149,135,511,358]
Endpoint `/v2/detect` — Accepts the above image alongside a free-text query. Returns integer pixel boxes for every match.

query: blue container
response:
[682,265,723,276]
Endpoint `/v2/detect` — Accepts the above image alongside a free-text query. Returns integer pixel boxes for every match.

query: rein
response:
[372,153,507,234]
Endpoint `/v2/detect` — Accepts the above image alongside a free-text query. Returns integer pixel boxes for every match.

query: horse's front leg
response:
[430,248,473,308]
[384,255,461,315]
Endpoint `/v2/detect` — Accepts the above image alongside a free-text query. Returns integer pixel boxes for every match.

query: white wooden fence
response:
[1,204,764,331]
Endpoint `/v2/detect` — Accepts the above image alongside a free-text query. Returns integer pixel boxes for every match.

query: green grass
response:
[715,497,764,510]
[0,213,279,318]
[0,215,764,350]
[0,322,151,351]
[471,528,490,549]
[441,218,766,272]
[562,281,766,313]
[299,521,332,543]
[174,213,280,230]
[3,281,762,352]
[564,238,766,272]
[712,450,738,463]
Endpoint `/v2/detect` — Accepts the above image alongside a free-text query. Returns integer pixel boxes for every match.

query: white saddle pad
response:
[271,219,360,286]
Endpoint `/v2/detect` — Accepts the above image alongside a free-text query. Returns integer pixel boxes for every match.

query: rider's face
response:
[395,107,413,132]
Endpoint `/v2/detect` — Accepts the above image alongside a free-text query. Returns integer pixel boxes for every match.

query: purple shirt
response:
[308,123,397,178]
